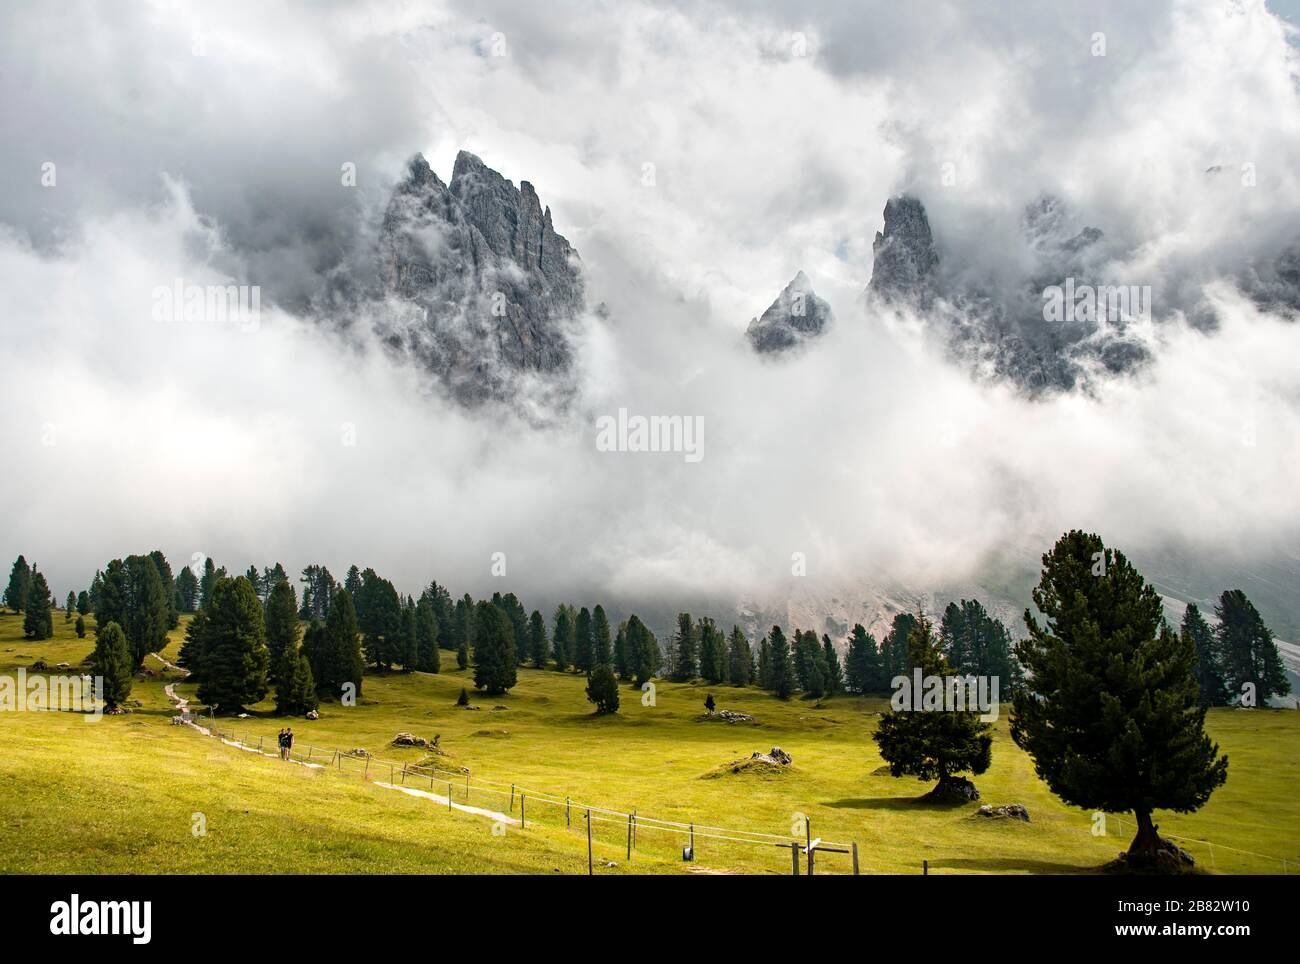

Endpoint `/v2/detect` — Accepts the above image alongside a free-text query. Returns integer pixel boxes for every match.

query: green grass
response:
[2,611,1297,874]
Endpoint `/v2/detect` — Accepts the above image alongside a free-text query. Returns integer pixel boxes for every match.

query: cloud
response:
[2,0,1299,631]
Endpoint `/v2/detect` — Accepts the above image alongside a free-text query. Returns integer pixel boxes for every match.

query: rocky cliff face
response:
[379,151,584,404]
[866,196,939,306]
[746,270,833,354]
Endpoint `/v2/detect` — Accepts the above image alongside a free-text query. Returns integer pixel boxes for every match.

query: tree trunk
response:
[1128,809,1162,857]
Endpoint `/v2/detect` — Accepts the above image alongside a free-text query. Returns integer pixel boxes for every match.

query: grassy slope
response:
[1,611,1296,874]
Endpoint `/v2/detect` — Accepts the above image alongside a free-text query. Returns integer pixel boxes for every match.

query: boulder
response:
[1104,838,1196,874]
[707,709,754,724]
[977,803,1030,822]
[750,746,792,766]
[925,777,980,803]
[305,710,319,720]
[31,660,47,671]
[391,732,432,748]
[344,748,370,758]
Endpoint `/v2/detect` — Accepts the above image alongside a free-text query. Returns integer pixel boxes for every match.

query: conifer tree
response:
[356,569,401,671]
[198,557,220,609]
[65,590,76,619]
[727,626,751,686]
[344,565,362,597]
[400,597,418,671]
[415,596,440,673]
[1181,603,1226,707]
[766,626,793,699]
[586,663,620,714]
[844,624,884,694]
[92,621,133,710]
[1011,531,1229,863]
[263,580,299,685]
[874,614,993,798]
[698,618,725,684]
[574,606,594,674]
[793,630,828,698]
[626,615,660,687]
[194,576,270,714]
[672,612,697,680]
[498,593,530,663]
[529,610,549,669]
[76,590,90,615]
[822,634,843,694]
[174,566,199,613]
[939,598,1023,692]
[4,555,31,613]
[149,550,179,629]
[423,581,453,649]
[75,614,86,638]
[275,650,318,716]
[552,604,575,671]
[613,622,629,679]
[592,605,612,667]
[1215,589,1290,706]
[757,633,772,690]
[303,587,363,700]
[880,613,917,680]
[23,568,53,640]
[472,602,517,696]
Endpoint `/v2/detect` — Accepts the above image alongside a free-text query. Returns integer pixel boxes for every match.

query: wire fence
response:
[194,720,859,875]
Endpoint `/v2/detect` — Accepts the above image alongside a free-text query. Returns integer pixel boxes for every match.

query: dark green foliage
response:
[880,613,917,680]
[698,618,725,684]
[573,606,594,674]
[472,601,517,695]
[1011,531,1228,859]
[873,614,993,789]
[626,614,659,687]
[529,610,549,669]
[298,565,335,621]
[96,555,171,667]
[592,605,612,667]
[672,612,697,680]
[757,634,771,690]
[194,576,271,714]
[198,557,222,609]
[23,568,53,640]
[92,621,133,709]
[344,565,362,597]
[415,596,440,673]
[4,555,31,612]
[586,663,620,714]
[148,550,179,630]
[552,604,575,671]
[275,650,319,716]
[399,597,418,671]
[75,615,86,638]
[704,692,716,714]
[793,630,828,698]
[263,580,299,685]
[456,686,469,707]
[355,568,402,671]
[301,588,363,700]
[65,590,76,619]
[174,565,199,613]
[765,626,793,699]
[613,623,629,679]
[727,626,751,686]
[1215,589,1290,706]
[76,590,90,615]
[453,595,476,665]
[822,635,843,693]
[424,581,453,649]
[939,599,1024,693]
[844,624,885,694]
[1181,603,1226,707]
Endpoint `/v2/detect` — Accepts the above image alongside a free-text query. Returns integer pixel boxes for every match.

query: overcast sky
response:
[2,0,1298,621]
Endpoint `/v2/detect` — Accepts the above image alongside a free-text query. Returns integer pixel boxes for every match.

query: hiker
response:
[283,727,294,760]
[277,728,289,760]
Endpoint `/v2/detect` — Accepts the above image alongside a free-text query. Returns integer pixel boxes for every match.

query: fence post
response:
[364,756,370,780]
[689,822,694,858]
[626,813,632,860]
[448,782,453,811]
[790,841,799,875]
[586,810,593,876]
[566,796,571,827]
[521,794,526,829]
[852,842,860,875]
[390,764,394,784]
[923,859,929,876]
[808,845,815,876]
[510,784,515,812]
[401,764,407,784]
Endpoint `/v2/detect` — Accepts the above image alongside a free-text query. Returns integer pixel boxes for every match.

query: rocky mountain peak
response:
[866,195,938,304]
[746,270,834,354]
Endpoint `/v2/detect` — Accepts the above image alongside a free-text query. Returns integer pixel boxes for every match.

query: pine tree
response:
[793,630,828,698]
[498,593,530,664]
[1215,589,1290,706]
[573,606,594,674]
[586,663,620,714]
[613,623,629,679]
[276,649,318,716]
[175,565,199,613]
[767,626,793,699]
[313,587,363,700]
[627,615,660,687]
[65,590,76,619]
[96,555,170,668]
[149,550,179,629]
[1011,531,1229,863]
[939,598,1023,693]
[592,605,612,667]
[399,597,419,671]
[757,634,772,690]
[552,604,575,671]
[92,621,133,710]
[822,634,843,694]
[529,610,549,669]
[880,613,917,680]
[415,596,440,673]
[4,555,31,613]
[23,568,53,640]
[423,580,453,649]
[698,618,725,684]
[75,615,86,638]
[264,580,299,686]
[1181,603,1226,707]
[198,557,219,609]
[76,590,90,615]
[704,692,716,714]
[874,614,993,797]
[727,626,752,686]
[298,565,335,620]
[844,624,884,694]
[672,612,697,681]
[472,602,517,695]
[194,576,271,714]
[344,565,362,597]
[356,568,402,671]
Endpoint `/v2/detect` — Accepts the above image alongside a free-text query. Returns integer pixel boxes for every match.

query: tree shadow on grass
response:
[823,796,973,812]
[927,856,1102,875]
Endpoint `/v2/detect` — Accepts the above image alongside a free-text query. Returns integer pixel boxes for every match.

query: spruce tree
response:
[1215,589,1290,706]
[92,621,133,710]
[344,565,362,597]
[356,569,402,671]
[698,618,725,684]
[1181,603,1226,707]
[552,605,575,671]
[529,609,549,669]
[574,606,594,674]
[194,576,271,714]
[149,550,179,629]
[727,626,751,686]
[1011,531,1229,863]
[198,557,219,609]
[613,623,629,679]
[76,590,90,615]
[307,587,362,699]
[96,555,169,667]
[793,630,828,698]
[627,615,660,687]
[881,613,917,680]
[415,596,440,672]
[65,590,76,619]
[767,626,793,699]
[263,580,299,686]
[874,614,993,797]
[586,663,620,714]
[276,650,319,716]
[939,598,1023,692]
[400,597,418,671]
[845,624,884,694]
[672,612,697,680]
[23,568,53,640]
[472,602,517,695]
[592,605,612,667]
[757,634,772,690]
[822,634,843,694]
[75,615,86,638]
[4,555,31,612]
[423,580,452,649]
[498,593,530,663]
